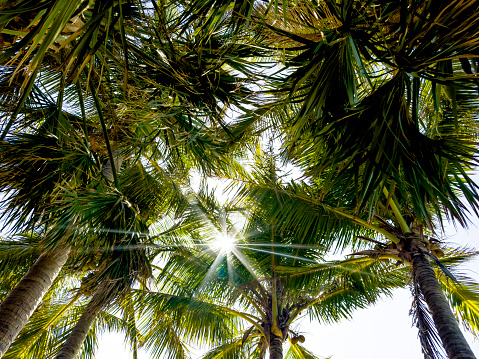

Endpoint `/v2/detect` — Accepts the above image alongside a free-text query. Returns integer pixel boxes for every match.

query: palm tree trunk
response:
[0,246,70,357]
[412,251,476,359]
[55,282,112,359]
[269,335,283,359]
[102,149,124,183]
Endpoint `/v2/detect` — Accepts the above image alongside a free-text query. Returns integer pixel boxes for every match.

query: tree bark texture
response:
[102,149,124,182]
[55,282,113,359]
[0,246,70,357]
[269,335,283,359]
[412,251,476,359]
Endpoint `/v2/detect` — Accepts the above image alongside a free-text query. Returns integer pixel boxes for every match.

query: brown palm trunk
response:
[102,149,124,182]
[0,246,70,357]
[55,282,113,359]
[269,335,283,359]
[412,251,476,359]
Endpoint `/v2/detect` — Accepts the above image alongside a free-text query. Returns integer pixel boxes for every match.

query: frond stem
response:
[89,78,120,189]
[383,187,411,234]
[75,81,89,148]
[216,305,265,337]
[234,286,267,323]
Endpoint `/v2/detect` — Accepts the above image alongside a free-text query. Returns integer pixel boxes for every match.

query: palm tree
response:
[148,185,420,359]
[44,157,184,359]
[42,130,249,359]
[0,180,244,359]
[1,2,478,359]
[0,101,98,355]
[0,233,97,359]
[349,193,479,359]
[0,2,259,358]
[0,203,208,359]
[54,262,149,359]
[0,4,259,347]
[0,246,70,357]
[0,233,72,357]
[249,3,479,357]
[238,161,479,359]
[256,0,479,225]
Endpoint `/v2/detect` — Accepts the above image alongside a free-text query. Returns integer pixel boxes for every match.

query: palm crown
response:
[0,0,478,358]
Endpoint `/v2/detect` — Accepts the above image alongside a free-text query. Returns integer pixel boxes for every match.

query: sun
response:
[212,234,237,253]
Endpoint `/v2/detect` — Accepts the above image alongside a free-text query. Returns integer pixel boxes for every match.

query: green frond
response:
[135,309,191,359]
[0,130,96,230]
[306,261,407,324]
[437,272,479,337]
[201,335,255,359]
[285,342,323,359]
[132,290,240,348]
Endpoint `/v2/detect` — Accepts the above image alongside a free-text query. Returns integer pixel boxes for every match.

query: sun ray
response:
[231,248,260,283]
[237,246,318,263]
[226,251,236,284]
[211,234,237,253]
[197,251,227,292]
[237,243,323,249]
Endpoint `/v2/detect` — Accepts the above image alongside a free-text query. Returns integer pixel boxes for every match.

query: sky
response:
[95,219,479,359]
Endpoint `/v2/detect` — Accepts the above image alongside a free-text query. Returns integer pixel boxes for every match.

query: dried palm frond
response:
[410,279,447,359]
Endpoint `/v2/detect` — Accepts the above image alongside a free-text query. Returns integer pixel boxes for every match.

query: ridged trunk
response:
[55,282,111,359]
[269,335,283,359]
[0,246,70,357]
[102,149,124,182]
[412,251,476,359]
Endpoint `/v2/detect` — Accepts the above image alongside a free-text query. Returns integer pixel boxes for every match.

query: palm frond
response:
[410,280,447,359]
[201,335,255,359]
[285,342,324,359]
[437,272,479,337]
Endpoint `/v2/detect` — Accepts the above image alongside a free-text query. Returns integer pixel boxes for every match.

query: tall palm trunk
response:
[102,149,124,183]
[269,335,283,359]
[0,246,70,357]
[412,251,476,359]
[55,281,113,359]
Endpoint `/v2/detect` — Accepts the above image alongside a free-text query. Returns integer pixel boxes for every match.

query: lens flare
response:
[212,234,236,252]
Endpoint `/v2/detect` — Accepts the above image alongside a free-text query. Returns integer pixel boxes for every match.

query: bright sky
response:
[95,220,479,359]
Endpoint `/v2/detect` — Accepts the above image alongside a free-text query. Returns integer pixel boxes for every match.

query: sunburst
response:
[211,234,237,253]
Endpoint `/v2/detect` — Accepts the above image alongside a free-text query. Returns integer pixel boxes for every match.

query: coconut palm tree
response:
[246,3,479,356]
[348,191,479,359]
[0,97,98,355]
[237,158,479,359]
[159,177,479,359]
[0,232,73,357]
[145,183,415,359]
[0,173,176,359]
[36,147,198,359]
[0,231,105,359]
[0,246,70,357]
[0,188,239,359]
